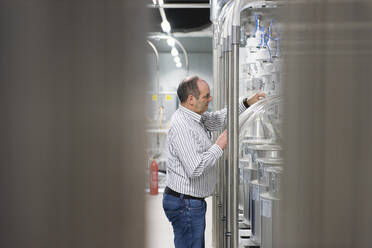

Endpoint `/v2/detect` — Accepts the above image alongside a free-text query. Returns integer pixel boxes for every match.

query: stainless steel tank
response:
[259,165,283,248]
[240,139,274,225]
[242,143,281,228]
[250,179,268,245]
[260,192,280,248]
[254,144,282,160]
[248,144,281,245]
[240,158,257,226]
[267,166,283,198]
[257,158,283,187]
[243,117,267,140]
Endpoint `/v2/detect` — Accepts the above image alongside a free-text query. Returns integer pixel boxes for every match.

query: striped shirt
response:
[166,98,247,198]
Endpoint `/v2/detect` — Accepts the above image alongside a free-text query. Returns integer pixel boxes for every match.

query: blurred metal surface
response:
[279,1,372,248]
[0,1,147,248]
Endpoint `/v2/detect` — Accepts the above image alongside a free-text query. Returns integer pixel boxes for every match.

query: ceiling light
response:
[167,38,175,47]
[176,62,182,68]
[174,56,180,63]
[152,0,157,5]
[171,47,179,56]
[158,0,164,5]
[161,20,171,33]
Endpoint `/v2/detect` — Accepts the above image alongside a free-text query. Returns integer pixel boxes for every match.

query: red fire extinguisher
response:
[150,160,158,195]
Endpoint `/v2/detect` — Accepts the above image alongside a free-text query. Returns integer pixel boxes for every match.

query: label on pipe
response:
[262,199,272,218]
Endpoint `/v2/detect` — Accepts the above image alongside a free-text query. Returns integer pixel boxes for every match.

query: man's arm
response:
[201,97,248,131]
[202,93,266,131]
[172,129,227,178]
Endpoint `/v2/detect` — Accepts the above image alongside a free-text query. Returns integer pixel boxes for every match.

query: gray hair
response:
[177,76,200,103]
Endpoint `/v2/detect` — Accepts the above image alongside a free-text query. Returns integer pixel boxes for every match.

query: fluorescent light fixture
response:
[174,56,180,63]
[167,38,175,47]
[176,62,182,68]
[171,47,179,56]
[161,20,171,33]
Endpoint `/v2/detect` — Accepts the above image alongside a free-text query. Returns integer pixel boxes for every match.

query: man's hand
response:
[246,92,266,106]
[216,130,227,150]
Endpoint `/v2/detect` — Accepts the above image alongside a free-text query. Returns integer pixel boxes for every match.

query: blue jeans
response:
[162,193,207,248]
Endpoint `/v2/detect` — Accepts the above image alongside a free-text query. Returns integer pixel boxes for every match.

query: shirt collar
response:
[179,105,202,123]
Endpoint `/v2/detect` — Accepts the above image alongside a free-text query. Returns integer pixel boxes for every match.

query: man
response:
[163,76,265,248]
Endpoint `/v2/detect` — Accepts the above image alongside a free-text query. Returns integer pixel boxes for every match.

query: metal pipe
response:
[226,34,233,248]
[146,40,160,95]
[221,7,234,247]
[218,42,225,248]
[158,5,167,22]
[210,0,230,22]
[210,0,219,22]
[231,25,240,248]
[212,23,220,248]
[219,2,244,247]
[223,36,229,248]
[146,40,159,70]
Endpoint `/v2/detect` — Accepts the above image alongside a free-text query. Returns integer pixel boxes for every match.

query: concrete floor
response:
[145,193,213,248]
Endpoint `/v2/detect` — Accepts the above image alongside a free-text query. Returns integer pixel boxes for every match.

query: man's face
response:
[193,80,212,114]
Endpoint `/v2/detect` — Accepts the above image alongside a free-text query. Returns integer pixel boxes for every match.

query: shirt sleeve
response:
[172,129,223,179]
[201,97,249,131]
[238,96,248,113]
[201,108,227,131]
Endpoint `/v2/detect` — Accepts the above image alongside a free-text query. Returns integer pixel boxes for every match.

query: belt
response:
[164,187,204,201]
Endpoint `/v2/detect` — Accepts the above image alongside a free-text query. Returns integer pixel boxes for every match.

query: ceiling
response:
[148,0,212,53]
[148,0,211,33]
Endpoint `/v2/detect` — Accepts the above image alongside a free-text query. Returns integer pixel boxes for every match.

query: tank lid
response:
[247,144,282,151]
[266,166,284,174]
[256,158,283,165]
[241,139,274,145]
[260,192,280,201]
